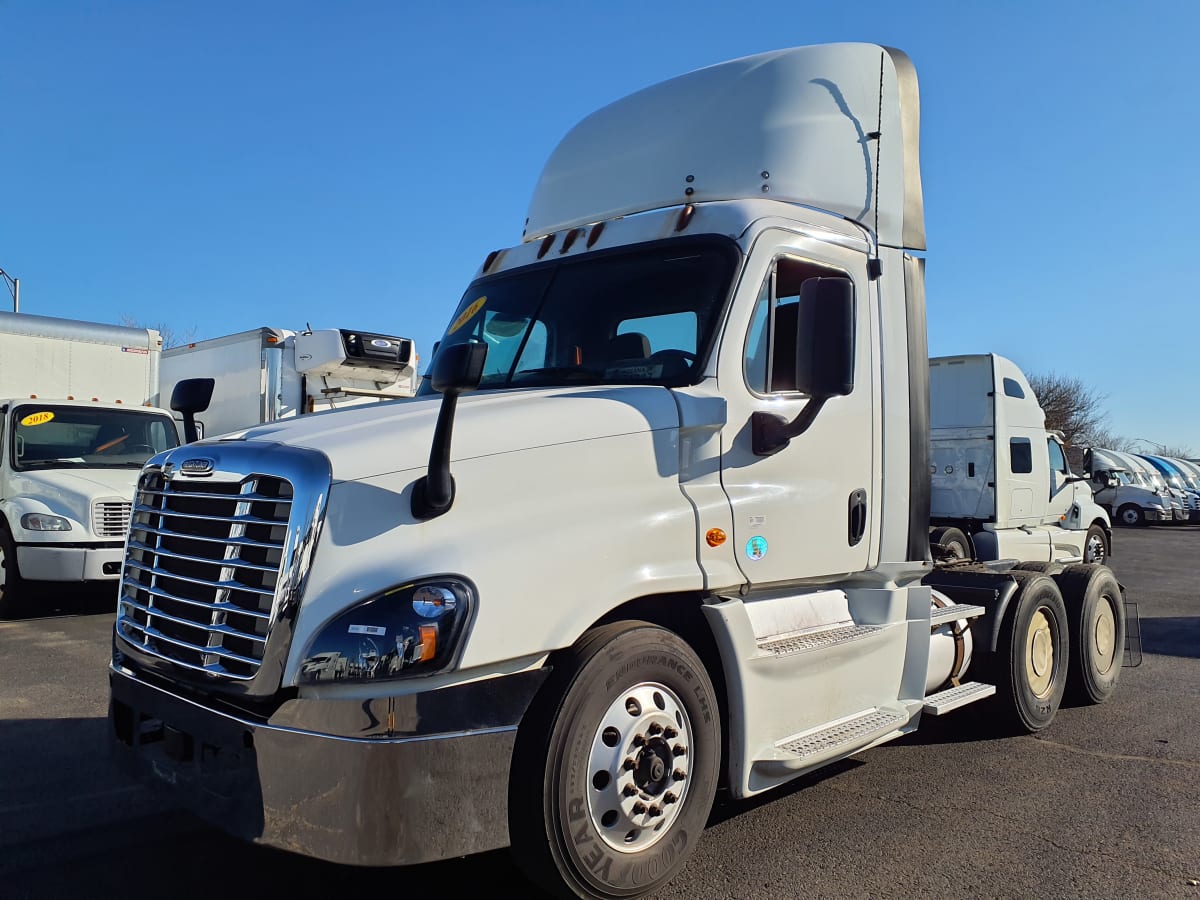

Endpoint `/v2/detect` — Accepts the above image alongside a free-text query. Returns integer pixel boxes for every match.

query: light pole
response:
[0,268,18,312]
[1134,438,1168,455]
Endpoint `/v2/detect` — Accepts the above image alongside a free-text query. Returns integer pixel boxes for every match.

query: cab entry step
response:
[922,681,995,715]
[930,603,986,627]
[777,708,907,761]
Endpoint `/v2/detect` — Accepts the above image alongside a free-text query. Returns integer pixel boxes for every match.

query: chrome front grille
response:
[92,500,132,538]
[117,471,293,680]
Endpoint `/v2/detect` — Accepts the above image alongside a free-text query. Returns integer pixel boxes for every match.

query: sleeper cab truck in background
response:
[1088,447,1183,525]
[927,353,1111,566]
[107,44,1130,899]
[0,312,183,617]
[1135,453,1200,522]
[160,326,418,438]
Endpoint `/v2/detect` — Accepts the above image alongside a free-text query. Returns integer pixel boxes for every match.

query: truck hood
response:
[207,385,683,482]
[9,467,139,529]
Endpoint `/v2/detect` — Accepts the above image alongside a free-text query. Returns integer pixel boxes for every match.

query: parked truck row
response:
[106,44,1135,899]
[1086,447,1200,526]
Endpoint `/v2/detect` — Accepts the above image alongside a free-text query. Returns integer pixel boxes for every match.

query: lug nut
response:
[672,744,687,756]
[647,723,663,736]
[622,785,638,797]
[663,792,678,804]
[622,758,635,771]
[632,734,645,747]
[663,726,678,739]
[673,769,687,782]
[647,805,662,818]
[632,802,646,815]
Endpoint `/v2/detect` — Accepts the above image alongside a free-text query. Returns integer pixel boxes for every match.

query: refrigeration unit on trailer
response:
[0,312,181,616]
[1085,447,1177,526]
[161,326,418,438]
[109,44,1134,898]
[927,354,1111,565]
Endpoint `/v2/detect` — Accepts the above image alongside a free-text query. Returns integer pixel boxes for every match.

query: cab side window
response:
[1047,439,1068,475]
[745,256,848,394]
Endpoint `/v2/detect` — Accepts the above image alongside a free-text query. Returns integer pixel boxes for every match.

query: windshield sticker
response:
[20,411,55,427]
[603,363,664,380]
[745,536,768,561]
[448,296,487,335]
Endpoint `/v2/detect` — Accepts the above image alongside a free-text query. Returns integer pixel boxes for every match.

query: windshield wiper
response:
[508,366,604,386]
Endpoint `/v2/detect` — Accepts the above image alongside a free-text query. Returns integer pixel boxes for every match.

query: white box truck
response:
[927,354,1112,566]
[0,312,182,616]
[108,45,1132,898]
[160,326,418,438]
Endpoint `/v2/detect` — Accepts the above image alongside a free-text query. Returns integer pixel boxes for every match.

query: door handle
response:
[848,488,867,547]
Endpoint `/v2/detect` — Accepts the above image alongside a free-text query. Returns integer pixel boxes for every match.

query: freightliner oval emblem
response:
[180,458,215,475]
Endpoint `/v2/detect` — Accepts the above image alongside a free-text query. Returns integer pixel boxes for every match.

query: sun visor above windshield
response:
[524,43,925,251]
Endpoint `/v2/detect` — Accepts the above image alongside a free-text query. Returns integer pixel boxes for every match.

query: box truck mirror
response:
[170,377,215,444]
[753,277,855,456]
[412,341,488,520]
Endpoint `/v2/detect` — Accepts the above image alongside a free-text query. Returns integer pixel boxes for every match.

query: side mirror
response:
[412,341,488,520]
[753,277,855,456]
[1107,475,1120,489]
[170,377,215,444]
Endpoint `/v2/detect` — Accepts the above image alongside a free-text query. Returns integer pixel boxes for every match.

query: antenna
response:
[866,52,885,282]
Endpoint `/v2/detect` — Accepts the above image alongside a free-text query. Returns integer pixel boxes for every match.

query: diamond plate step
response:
[930,603,985,627]
[922,681,995,715]
[757,623,883,657]
[777,708,907,761]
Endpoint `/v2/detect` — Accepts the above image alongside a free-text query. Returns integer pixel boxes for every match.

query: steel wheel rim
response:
[586,681,692,853]
[1092,596,1117,675]
[1086,533,1106,563]
[1121,508,1139,525]
[1025,608,1056,699]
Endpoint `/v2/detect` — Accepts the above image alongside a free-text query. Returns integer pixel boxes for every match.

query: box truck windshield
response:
[10,404,178,471]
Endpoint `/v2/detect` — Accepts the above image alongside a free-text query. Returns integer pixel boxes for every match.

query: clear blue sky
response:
[2,1,1197,452]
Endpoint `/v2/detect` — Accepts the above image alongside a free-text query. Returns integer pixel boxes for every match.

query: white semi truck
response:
[0,312,182,616]
[927,353,1112,565]
[108,45,1131,898]
[160,326,418,438]
[1086,447,1179,526]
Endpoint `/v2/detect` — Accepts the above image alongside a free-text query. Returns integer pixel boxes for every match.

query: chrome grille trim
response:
[93,499,133,538]
[114,443,331,694]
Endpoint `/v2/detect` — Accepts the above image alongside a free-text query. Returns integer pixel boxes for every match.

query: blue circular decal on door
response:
[745,536,768,561]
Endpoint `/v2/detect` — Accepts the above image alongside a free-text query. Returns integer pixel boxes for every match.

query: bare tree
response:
[1026,371,1119,449]
[119,314,197,349]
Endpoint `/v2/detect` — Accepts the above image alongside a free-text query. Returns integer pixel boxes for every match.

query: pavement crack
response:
[1031,736,1200,770]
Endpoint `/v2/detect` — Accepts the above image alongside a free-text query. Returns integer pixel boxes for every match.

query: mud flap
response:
[1119,582,1142,668]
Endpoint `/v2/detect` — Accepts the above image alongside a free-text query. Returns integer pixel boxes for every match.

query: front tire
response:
[990,574,1069,733]
[509,621,720,899]
[1082,524,1109,564]
[0,524,28,619]
[1116,504,1145,527]
[1058,564,1125,704]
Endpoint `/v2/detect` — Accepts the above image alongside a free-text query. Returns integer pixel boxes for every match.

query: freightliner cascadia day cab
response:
[161,326,418,439]
[1085,446,1177,526]
[0,312,182,617]
[927,354,1112,565]
[109,45,1132,899]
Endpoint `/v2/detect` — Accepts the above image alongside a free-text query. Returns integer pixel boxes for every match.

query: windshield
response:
[420,237,739,394]
[10,405,179,471]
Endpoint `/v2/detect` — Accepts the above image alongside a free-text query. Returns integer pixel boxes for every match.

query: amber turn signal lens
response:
[418,625,438,662]
[705,528,726,547]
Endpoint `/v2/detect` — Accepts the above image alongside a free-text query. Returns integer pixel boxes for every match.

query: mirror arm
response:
[751,396,829,456]
[411,393,459,519]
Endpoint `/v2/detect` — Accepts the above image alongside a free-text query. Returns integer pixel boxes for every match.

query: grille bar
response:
[128,521,282,550]
[124,558,276,596]
[119,596,268,643]
[120,578,271,621]
[93,501,133,538]
[119,618,265,667]
[133,502,288,528]
[137,488,294,504]
[127,539,280,573]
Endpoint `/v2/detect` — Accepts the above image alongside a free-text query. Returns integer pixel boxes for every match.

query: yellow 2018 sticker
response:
[20,411,55,427]
[447,296,487,335]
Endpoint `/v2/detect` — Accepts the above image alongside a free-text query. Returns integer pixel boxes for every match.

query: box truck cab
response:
[0,312,181,616]
[161,326,418,438]
[108,45,1131,899]
[927,354,1111,565]
[1086,447,1175,526]
[1136,454,1200,522]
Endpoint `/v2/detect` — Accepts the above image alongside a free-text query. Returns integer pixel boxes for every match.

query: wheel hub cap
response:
[1025,609,1055,698]
[1093,598,1117,674]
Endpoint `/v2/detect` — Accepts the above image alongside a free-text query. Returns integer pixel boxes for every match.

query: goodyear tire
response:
[1057,564,1125,705]
[990,574,1069,733]
[1010,561,1064,576]
[0,524,28,620]
[930,526,970,561]
[509,621,720,899]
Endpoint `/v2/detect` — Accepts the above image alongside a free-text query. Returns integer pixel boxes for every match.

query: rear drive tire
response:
[930,526,971,561]
[1057,564,1125,705]
[509,621,721,899]
[1116,504,1145,527]
[990,573,1069,733]
[0,524,28,620]
[1011,561,1064,576]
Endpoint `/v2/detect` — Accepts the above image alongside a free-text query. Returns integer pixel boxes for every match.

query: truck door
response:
[1044,436,1074,525]
[717,237,876,586]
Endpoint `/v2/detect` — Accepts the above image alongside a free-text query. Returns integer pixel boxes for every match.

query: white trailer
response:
[928,353,1112,565]
[109,45,1132,898]
[0,312,181,616]
[161,326,417,438]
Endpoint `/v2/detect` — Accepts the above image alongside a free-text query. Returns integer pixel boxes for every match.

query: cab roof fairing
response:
[523,43,925,253]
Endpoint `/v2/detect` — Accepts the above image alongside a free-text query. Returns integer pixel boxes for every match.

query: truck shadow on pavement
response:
[1138,616,1200,659]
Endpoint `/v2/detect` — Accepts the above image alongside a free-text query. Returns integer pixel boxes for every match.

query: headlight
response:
[20,513,72,531]
[297,578,474,684]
